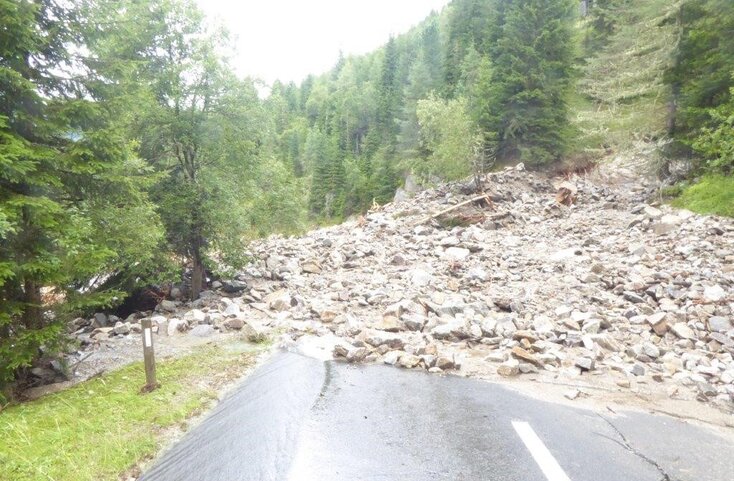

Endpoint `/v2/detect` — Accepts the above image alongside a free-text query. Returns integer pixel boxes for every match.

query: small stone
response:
[224,318,245,330]
[346,347,368,363]
[623,292,646,304]
[575,357,595,371]
[93,313,108,328]
[190,325,215,337]
[704,285,726,303]
[409,269,432,287]
[301,260,322,274]
[643,205,663,219]
[113,322,130,335]
[697,381,717,398]
[511,346,542,366]
[158,300,177,312]
[640,342,660,359]
[708,316,731,333]
[443,247,470,262]
[267,290,293,311]
[435,356,455,370]
[466,267,489,282]
[497,359,520,377]
[484,351,508,363]
[221,280,247,293]
[224,303,241,318]
[519,363,539,374]
[184,309,208,324]
[671,322,696,340]
[167,318,187,336]
[564,389,581,400]
[629,364,646,376]
[382,351,403,366]
[398,354,421,369]
[647,313,669,336]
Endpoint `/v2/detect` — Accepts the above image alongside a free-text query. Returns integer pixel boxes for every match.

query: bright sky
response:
[195,0,451,85]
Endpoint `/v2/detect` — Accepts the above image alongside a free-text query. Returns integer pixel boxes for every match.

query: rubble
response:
[65,165,734,409]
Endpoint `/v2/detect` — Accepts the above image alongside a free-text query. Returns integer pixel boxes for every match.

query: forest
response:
[1,0,733,386]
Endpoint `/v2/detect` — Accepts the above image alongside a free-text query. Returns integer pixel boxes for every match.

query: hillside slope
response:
[572,0,681,174]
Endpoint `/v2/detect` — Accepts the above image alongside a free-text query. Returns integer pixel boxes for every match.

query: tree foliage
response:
[0,0,163,383]
[666,0,734,174]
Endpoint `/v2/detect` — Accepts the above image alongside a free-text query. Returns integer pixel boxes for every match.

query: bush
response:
[671,175,734,217]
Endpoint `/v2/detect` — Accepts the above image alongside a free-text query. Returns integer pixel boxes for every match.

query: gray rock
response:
[221,280,247,294]
[647,312,669,335]
[708,316,732,333]
[697,381,717,398]
[671,322,696,340]
[629,364,646,376]
[623,292,646,304]
[497,359,520,377]
[301,260,322,274]
[92,313,108,328]
[704,285,726,303]
[158,300,177,312]
[224,303,241,318]
[224,318,245,330]
[167,318,187,336]
[409,269,432,287]
[382,351,403,366]
[643,205,663,219]
[364,331,405,350]
[190,325,215,337]
[575,357,595,371]
[267,291,293,311]
[640,342,660,359]
[113,322,130,335]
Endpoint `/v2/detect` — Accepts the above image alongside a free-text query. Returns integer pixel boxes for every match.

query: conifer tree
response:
[487,0,576,164]
[0,0,162,382]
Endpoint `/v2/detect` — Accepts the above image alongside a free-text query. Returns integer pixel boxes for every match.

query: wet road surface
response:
[141,352,734,481]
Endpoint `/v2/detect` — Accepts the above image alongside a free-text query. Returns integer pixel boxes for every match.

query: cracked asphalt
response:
[141,352,734,481]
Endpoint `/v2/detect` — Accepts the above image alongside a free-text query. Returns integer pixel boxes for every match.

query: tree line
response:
[272,0,578,219]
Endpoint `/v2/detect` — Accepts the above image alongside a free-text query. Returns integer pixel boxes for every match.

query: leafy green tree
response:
[416,95,480,180]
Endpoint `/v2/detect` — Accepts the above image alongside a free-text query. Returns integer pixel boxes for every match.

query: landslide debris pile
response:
[72,165,734,407]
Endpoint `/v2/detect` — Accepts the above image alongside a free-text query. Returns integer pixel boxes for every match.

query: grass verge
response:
[0,345,257,481]
[671,175,734,217]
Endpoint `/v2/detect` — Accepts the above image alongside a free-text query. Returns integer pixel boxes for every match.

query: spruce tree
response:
[488,0,577,165]
[0,0,162,383]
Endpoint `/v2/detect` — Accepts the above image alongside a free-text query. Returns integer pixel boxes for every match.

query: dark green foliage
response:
[486,0,577,165]
[0,0,163,384]
[666,0,734,174]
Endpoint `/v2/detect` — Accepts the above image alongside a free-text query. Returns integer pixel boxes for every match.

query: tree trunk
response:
[22,280,43,330]
[191,248,204,300]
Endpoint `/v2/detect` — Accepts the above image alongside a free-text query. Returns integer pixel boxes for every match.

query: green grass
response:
[0,346,257,481]
[672,175,734,217]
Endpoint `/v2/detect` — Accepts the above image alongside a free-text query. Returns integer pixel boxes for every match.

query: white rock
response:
[443,247,470,262]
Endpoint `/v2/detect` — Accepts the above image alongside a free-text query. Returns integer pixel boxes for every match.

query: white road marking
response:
[512,421,572,481]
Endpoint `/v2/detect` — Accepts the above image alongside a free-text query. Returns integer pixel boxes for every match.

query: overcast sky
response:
[195,0,451,85]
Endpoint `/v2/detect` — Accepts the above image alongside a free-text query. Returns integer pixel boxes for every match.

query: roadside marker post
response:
[141,318,159,392]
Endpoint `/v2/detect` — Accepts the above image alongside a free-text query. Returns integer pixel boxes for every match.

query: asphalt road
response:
[141,352,734,481]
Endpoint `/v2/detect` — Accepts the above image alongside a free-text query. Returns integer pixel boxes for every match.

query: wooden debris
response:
[416,194,493,226]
